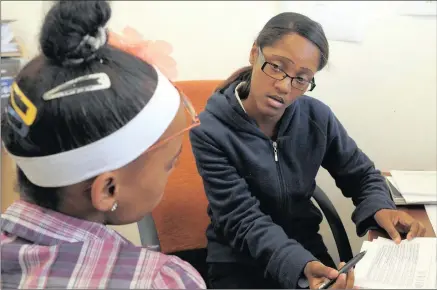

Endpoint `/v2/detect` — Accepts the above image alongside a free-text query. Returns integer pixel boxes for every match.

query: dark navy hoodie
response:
[189,81,396,288]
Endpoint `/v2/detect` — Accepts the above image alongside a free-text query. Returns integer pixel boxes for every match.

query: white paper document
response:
[385,176,436,205]
[425,205,437,235]
[390,171,437,203]
[1,22,18,53]
[355,237,437,289]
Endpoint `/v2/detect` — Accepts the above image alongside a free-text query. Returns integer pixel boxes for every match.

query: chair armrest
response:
[137,213,161,251]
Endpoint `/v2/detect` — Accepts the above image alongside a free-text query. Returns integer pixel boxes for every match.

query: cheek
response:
[287,88,305,102]
[139,168,169,205]
[251,69,273,95]
[124,166,169,215]
[253,68,304,102]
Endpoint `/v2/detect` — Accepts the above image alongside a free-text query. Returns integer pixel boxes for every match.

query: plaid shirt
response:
[1,200,206,289]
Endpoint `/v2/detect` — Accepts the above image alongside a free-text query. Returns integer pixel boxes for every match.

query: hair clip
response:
[108,26,178,80]
[10,82,37,126]
[5,104,30,138]
[42,73,111,101]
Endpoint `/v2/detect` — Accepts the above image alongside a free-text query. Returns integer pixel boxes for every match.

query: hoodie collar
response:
[206,81,265,138]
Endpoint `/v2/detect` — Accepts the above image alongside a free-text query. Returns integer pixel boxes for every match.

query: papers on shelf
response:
[1,20,19,53]
[1,20,22,58]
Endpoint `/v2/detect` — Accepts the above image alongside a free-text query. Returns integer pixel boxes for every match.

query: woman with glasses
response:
[1,1,204,289]
[189,12,425,289]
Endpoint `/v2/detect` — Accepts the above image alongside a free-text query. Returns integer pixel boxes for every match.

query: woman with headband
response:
[1,1,205,289]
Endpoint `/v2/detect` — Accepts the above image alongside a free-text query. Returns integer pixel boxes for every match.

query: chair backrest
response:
[312,185,353,262]
[150,80,222,254]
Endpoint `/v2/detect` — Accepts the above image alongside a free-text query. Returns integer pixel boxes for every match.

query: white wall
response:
[109,1,280,80]
[2,1,436,264]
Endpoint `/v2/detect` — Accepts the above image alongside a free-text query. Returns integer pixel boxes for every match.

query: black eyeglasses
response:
[258,48,316,92]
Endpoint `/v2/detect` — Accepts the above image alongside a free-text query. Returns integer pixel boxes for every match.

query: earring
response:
[111,202,118,212]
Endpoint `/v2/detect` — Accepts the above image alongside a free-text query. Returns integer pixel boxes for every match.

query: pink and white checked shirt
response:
[1,200,206,289]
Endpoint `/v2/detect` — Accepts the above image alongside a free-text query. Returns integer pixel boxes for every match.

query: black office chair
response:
[312,185,354,263]
[137,185,353,282]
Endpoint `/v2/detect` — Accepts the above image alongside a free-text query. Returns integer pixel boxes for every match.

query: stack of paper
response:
[1,20,17,52]
[425,205,437,235]
[355,237,437,289]
[1,20,20,57]
[387,170,437,205]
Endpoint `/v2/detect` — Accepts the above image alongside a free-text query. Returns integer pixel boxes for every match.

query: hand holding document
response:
[355,237,437,289]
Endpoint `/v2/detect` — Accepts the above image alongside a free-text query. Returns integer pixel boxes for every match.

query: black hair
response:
[217,12,329,94]
[1,0,159,210]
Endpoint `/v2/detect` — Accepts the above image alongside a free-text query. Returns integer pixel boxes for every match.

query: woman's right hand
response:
[303,261,354,289]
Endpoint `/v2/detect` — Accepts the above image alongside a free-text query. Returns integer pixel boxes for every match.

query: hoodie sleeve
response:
[321,109,396,236]
[190,129,317,289]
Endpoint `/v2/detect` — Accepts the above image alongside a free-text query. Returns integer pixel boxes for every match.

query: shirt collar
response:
[1,200,130,246]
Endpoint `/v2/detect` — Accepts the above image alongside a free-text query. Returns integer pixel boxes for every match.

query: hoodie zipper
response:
[272,141,286,209]
[272,141,279,162]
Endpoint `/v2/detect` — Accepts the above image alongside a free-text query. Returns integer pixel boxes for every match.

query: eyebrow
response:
[272,54,315,75]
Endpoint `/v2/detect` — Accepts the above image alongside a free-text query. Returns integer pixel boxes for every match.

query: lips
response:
[267,95,284,104]
[266,95,285,109]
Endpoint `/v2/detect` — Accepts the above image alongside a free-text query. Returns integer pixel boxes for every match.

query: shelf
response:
[1,38,26,59]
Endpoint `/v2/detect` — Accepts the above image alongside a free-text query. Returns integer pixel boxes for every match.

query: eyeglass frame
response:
[146,84,200,153]
[258,47,316,92]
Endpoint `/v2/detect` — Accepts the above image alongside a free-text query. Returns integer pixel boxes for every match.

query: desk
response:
[368,172,436,240]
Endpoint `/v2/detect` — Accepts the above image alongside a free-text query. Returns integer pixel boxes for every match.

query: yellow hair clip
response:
[10,82,37,126]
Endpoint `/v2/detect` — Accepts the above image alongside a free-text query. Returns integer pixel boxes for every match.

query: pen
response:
[318,251,367,289]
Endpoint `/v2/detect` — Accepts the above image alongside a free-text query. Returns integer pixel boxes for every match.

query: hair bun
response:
[39,0,111,66]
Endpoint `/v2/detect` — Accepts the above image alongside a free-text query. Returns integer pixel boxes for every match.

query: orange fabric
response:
[152,80,222,254]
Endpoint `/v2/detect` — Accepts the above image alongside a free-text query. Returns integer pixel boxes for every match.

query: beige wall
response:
[2,1,436,262]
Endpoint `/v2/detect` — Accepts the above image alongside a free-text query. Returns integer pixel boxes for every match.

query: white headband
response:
[7,68,180,187]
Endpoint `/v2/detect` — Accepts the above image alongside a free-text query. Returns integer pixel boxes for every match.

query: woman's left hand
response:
[374,209,426,243]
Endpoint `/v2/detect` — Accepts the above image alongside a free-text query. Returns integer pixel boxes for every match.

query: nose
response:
[274,77,292,95]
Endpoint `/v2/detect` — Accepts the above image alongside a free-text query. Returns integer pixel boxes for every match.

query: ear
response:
[90,172,117,212]
[249,43,259,65]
